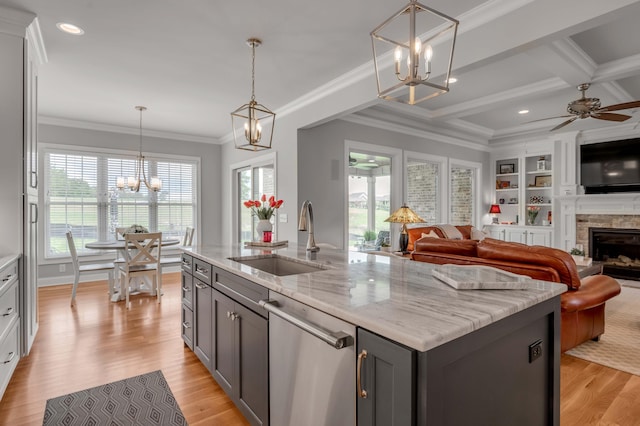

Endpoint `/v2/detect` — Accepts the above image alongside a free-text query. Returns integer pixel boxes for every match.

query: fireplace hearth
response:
[590,227,640,280]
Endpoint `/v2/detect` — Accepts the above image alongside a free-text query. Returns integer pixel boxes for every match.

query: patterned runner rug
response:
[566,283,640,376]
[43,370,187,425]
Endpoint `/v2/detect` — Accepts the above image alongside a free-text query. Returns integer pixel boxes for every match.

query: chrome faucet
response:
[298,200,319,252]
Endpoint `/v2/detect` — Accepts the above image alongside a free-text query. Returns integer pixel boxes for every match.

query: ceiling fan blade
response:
[550,116,577,131]
[523,115,573,124]
[599,101,640,112]
[591,112,632,122]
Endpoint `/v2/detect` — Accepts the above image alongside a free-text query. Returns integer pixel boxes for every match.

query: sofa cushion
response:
[407,227,444,251]
[413,238,478,257]
[476,238,581,290]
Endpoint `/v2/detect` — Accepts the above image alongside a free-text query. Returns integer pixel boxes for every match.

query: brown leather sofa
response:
[411,236,622,352]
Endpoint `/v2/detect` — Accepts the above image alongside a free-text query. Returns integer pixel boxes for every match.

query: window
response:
[449,161,481,226]
[405,153,447,225]
[43,146,197,259]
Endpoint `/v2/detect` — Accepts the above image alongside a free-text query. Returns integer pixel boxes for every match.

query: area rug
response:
[566,283,640,376]
[43,370,187,425]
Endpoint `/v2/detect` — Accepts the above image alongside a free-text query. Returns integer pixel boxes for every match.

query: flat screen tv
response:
[581,138,640,194]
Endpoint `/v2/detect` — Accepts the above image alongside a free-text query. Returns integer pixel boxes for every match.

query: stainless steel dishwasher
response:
[260,291,356,426]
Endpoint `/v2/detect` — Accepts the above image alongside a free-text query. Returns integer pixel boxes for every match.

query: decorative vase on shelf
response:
[256,219,273,240]
[527,210,539,226]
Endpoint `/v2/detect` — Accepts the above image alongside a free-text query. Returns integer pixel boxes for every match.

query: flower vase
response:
[527,211,538,226]
[256,219,273,241]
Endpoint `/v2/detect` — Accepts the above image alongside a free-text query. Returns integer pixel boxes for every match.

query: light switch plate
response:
[279,213,288,223]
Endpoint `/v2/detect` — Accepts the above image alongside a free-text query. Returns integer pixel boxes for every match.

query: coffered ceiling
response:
[2,0,640,146]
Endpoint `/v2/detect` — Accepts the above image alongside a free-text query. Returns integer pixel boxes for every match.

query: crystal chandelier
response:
[371,0,458,105]
[116,106,162,192]
[231,38,276,151]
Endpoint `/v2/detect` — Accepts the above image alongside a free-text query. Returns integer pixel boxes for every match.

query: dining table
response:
[85,237,181,302]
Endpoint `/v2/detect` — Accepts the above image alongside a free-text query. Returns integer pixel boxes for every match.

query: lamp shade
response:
[489,204,501,214]
[384,204,426,224]
[385,204,425,254]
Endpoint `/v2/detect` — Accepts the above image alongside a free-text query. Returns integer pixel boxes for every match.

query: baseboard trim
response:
[37,266,182,287]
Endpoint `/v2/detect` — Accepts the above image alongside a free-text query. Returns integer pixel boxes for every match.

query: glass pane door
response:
[348,151,391,251]
[238,164,275,243]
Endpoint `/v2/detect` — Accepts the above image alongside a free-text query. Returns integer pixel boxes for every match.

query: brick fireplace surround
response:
[575,215,640,257]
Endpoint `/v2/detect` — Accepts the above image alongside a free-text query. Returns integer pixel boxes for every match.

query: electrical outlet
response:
[529,340,543,363]
[59,264,66,273]
[279,213,288,223]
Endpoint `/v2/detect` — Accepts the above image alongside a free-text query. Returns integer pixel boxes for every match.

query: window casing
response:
[43,146,197,259]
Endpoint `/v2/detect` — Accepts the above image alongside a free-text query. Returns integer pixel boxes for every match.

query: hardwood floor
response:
[0,273,248,426]
[0,274,638,425]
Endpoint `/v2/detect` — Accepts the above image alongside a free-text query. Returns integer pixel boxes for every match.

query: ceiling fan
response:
[530,83,640,131]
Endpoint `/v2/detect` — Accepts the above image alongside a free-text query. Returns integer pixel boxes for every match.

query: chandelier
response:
[231,38,275,151]
[116,106,162,192]
[371,0,458,105]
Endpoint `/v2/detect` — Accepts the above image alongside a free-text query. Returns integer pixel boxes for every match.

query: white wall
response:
[37,123,221,282]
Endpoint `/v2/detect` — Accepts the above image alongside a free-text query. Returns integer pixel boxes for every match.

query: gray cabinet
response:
[212,287,268,426]
[180,255,194,350]
[185,257,269,426]
[193,278,212,371]
[357,328,415,426]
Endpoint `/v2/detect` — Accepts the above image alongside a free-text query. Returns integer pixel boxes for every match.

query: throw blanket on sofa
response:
[435,224,463,240]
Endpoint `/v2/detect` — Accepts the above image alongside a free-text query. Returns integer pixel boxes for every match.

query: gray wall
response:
[297,119,491,249]
[37,123,221,283]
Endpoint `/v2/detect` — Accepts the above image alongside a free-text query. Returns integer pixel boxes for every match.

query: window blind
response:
[44,147,197,258]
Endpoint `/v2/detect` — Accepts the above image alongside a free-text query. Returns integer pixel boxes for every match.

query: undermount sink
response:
[229,254,328,276]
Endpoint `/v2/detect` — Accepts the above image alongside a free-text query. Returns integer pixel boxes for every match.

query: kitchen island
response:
[182,244,565,425]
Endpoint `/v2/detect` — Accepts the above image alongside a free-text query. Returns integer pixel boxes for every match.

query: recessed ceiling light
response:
[518,109,529,115]
[448,77,458,84]
[56,22,84,35]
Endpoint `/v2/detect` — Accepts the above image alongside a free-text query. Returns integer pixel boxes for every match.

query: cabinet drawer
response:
[181,272,193,309]
[181,253,193,274]
[0,261,18,293]
[214,268,269,318]
[182,305,194,350]
[193,258,212,285]
[0,320,19,399]
[0,280,19,340]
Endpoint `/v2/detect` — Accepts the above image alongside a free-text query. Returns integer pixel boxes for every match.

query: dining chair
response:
[159,226,195,272]
[117,232,162,308]
[66,231,116,307]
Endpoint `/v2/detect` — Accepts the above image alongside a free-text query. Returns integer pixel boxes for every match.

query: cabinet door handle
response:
[182,322,191,329]
[195,265,209,275]
[357,349,368,399]
[182,260,191,267]
[3,351,15,364]
[182,286,191,292]
[2,274,13,282]
[2,307,13,317]
[194,282,207,290]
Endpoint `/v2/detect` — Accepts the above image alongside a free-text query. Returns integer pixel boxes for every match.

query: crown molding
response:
[457,0,534,33]
[39,116,220,145]
[26,17,47,64]
[445,118,494,139]
[341,114,491,153]
[0,6,35,37]
[579,120,640,143]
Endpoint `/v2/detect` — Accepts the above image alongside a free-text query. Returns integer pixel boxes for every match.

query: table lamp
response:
[489,204,501,224]
[384,204,426,254]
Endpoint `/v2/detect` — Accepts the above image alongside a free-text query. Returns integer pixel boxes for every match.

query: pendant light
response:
[116,106,162,192]
[371,0,458,105]
[231,38,276,151]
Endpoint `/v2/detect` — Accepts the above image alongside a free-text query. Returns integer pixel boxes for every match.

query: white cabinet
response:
[0,256,20,400]
[484,225,553,247]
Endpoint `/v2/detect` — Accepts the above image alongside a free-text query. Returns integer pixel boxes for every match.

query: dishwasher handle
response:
[259,299,353,350]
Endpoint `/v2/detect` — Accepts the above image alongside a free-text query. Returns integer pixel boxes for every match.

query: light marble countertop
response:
[185,244,565,352]
[0,254,20,272]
